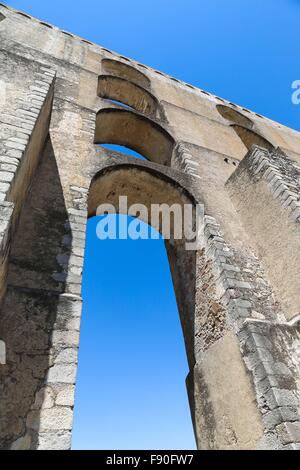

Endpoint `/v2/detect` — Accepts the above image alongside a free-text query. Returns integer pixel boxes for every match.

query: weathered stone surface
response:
[47,364,77,384]
[55,348,78,364]
[37,431,72,450]
[31,386,55,410]
[27,407,73,432]
[55,385,75,406]
[10,434,32,450]
[276,422,300,445]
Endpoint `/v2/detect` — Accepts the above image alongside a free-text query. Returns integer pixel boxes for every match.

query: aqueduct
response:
[0,3,300,450]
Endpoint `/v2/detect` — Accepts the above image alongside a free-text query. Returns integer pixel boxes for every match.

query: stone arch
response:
[216,104,274,152]
[98,75,163,119]
[94,108,175,166]
[88,159,200,365]
[231,124,274,151]
[216,104,254,129]
[89,161,198,217]
[101,58,150,89]
[79,160,201,446]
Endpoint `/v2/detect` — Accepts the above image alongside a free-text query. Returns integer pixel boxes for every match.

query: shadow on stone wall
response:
[0,137,72,449]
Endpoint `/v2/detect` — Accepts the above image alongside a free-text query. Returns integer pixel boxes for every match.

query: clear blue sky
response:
[7,0,300,449]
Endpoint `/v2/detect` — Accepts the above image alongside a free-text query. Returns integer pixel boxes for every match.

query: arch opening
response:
[216,104,254,128]
[88,164,198,367]
[71,163,200,448]
[95,108,175,166]
[231,124,274,151]
[102,98,133,110]
[72,213,197,449]
[98,75,161,118]
[102,59,151,89]
[99,143,147,160]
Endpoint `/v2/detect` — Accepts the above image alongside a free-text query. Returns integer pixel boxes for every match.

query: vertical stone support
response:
[4,181,89,450]
[238,318,300,449]
[227,146,300,320]
[0,201,13,299]
[24,294,83,451]
[0,64,56,302]
[184,175,300,448]
[200,147,300,449]
[0,65,56,202]
[188,213,266,449]
[27,187,89,450]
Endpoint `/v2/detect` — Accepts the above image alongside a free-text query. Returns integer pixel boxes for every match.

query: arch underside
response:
[98,75,163,119]
[231,124,274,151]
[216,104,254,129]
[101,58,151,89]
[216,104,274,152]
[95,108,175,166]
